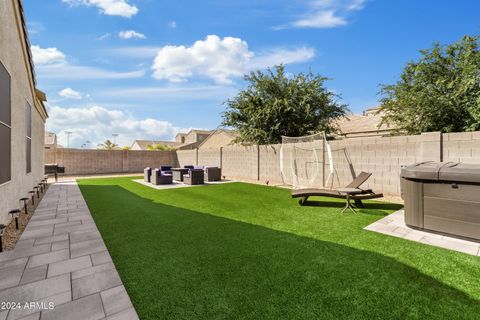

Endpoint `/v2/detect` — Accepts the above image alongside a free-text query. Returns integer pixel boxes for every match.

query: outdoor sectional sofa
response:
[183,165,222,182]
[160,166,172,175]
[144,165,221,185]
[144,167,152,183]
[151,168,173,185]
[183,169,204,185]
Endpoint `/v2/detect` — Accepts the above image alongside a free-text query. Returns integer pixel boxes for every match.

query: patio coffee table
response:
[336,187,363,213]
[172,168,189,181]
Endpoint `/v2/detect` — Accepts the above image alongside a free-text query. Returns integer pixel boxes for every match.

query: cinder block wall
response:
[328,132,441,196]
[198,149,221,167]
[44,130,480,198]
[258,144,284,184]
[44,148,56,164]
[221,146,258,181]
[442,132,480,163]
[181,132,447,197]
[124,150,178,172]
[47,149,177,175]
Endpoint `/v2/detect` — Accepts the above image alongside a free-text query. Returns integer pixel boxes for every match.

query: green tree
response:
[379,35,480,135]
[122,146,131,150]
[146,144,174,151]
[221,65,348,144]
[98,140,118,150]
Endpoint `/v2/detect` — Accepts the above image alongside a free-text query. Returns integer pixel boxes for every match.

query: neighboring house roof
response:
[363,106,381,116]
[175,129,213,138]
[190,129,213,134]
[131,140,180,150]
[35,89,47,102]
[176,141,202,150]
[336,111,393,137]
[45,132,57,145]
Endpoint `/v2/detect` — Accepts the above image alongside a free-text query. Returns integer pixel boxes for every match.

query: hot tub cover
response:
[401,161,480,184]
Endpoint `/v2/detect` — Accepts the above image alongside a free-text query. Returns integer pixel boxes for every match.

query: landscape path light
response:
[29,190,35,205]
[34,185,40,198]
[20,197,29,214]
[0,224,5,252]
[9,209,21,230]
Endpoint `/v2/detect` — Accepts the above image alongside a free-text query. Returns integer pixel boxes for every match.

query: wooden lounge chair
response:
[291,172,383,207]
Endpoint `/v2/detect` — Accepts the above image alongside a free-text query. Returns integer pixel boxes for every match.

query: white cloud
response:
[32,45,145,80]
[46,105,180,148]
[346,0,366,11]
[292,10,347,28]
[62,0,138,18]
[27,22,45,35]
[168,21,177,29]
[249,47,315,70]
[31,45,66,65]
[95,33,111,40]
[109,46,163,58]
[152,35,253,84]
[37,64,145,80]
[100,85,238,102]
[118,30,146,40]
[151,35,314,84]
[58,88,83,100]
[276,0,366,29]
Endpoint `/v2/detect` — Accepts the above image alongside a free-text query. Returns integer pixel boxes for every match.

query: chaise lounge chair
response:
[291,172,383,207]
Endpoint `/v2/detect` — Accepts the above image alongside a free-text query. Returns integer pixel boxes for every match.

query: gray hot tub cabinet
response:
[401,162,480,240]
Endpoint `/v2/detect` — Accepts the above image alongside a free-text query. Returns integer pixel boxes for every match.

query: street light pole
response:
[112,134,119,145]
[65,131,72,149]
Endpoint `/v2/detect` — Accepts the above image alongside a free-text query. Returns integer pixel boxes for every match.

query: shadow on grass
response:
[298,199,403,216]
[79,183,480,320]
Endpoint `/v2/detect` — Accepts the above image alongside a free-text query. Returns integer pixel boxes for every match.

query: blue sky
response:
[24,0,480,147]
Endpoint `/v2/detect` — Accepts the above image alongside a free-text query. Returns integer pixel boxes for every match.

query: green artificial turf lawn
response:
[77,177,480,320]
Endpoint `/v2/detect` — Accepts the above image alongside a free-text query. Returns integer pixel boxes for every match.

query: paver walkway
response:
[365,209,480,256]
[0,181,139,320]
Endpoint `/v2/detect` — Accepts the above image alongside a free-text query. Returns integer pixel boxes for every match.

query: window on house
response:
[26,102,32,173]
[0,61,11,184]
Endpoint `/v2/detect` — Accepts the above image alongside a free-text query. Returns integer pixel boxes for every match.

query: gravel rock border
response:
[1,184,50,251]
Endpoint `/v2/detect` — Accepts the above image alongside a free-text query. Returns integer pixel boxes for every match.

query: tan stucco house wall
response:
[198,130,237,149]
[175,130,212,145]
[0,0,47,225]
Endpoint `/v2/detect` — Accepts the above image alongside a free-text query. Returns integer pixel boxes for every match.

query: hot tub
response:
[401,161,480,240]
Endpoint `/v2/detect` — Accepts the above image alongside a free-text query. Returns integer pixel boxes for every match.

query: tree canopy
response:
[97,140,118,150]
[221,65,348,144]
[146,144,174,151]
[379,35,480,135]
